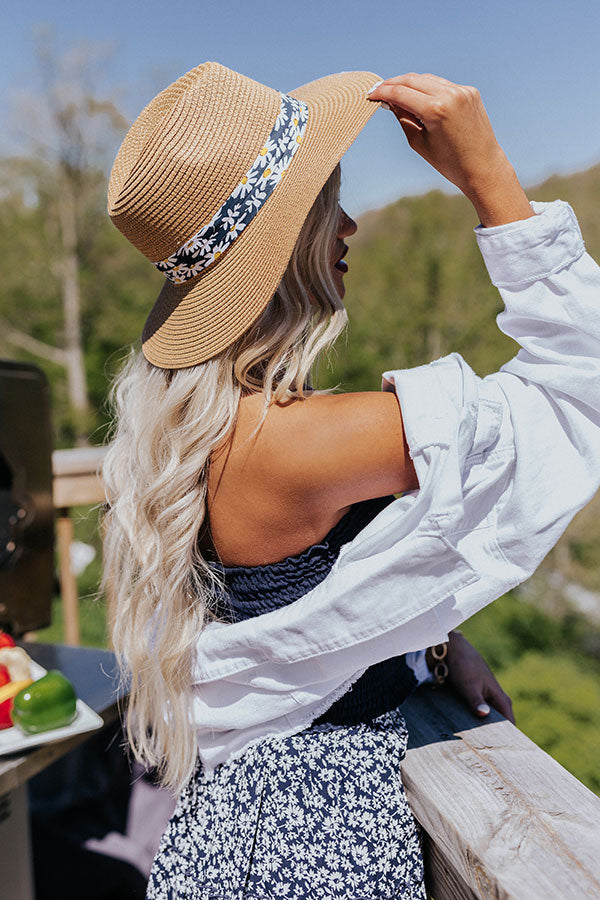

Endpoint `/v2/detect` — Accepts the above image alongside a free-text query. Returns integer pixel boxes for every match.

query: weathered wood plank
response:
[402,686,600,899]
[421,832,480,900]
[52,446,108,477]
[53,473,106,508]
[52,446,108,507]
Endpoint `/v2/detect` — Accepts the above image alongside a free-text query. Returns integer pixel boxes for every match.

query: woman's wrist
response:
[425,630,464,675]
[466,158,535,228]
[425,640,449,684]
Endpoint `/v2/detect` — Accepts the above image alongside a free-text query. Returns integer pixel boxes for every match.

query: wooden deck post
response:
[55,509,80,646]
[52,446,108,647]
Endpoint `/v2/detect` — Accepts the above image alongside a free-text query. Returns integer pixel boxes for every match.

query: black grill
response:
[0,360,54,635]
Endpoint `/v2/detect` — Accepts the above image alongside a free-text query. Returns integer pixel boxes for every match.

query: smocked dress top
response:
[206,495,418,725]
[148,494,428,899]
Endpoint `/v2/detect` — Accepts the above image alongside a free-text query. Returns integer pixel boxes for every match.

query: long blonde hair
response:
[100,164,348,793]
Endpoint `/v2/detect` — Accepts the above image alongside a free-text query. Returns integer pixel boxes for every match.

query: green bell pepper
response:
[12,670,77,734]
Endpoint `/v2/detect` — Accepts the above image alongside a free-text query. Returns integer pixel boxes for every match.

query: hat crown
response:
[108,62,281,262]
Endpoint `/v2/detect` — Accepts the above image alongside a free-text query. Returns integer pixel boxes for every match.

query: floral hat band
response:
[153,92,309,285]
[108,61,382,367]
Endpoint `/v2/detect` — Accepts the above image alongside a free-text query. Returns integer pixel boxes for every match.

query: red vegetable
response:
[0,664,12,730]
[0,632,16,650]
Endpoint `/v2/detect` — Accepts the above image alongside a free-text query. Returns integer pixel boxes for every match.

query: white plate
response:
[0,660,104,755]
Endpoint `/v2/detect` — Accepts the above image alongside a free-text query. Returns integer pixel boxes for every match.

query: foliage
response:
[2,101,599,793]
[325,165,600,393]
[459,590,600,671]
[498,653,600,795]
[327,189,514,387]
[0,33,134,445]
[0,169,161,446]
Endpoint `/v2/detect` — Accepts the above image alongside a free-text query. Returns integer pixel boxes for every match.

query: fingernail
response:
[366,79,384,96]
[380,102,391,111]
[476,703,490,715]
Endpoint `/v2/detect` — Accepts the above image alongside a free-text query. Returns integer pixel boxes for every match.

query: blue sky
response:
[3,0,600,215]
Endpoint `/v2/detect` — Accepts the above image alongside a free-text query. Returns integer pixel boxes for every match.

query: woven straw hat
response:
[108,61,382,368]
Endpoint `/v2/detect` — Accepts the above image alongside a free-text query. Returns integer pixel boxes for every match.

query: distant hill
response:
[325,161,600,593]
[530,163,600,252]
[330,161,600,390]
[2,151,599,591]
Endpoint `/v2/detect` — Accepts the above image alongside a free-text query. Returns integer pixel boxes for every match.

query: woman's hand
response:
[427,631,515,723]
[368,73,534,227]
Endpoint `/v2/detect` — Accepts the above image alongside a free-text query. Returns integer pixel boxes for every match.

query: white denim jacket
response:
[191,200,600,773]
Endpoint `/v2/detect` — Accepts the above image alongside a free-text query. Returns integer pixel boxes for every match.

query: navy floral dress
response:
[146,497,427,899]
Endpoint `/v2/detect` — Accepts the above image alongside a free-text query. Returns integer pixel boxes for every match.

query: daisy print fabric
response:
[154,93,309,285]
[146,708,427,899]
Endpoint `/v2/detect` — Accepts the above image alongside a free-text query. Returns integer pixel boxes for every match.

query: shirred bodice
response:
[209,495,395,618]
[207,495,418,725]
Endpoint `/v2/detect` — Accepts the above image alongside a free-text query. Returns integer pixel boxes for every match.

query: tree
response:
[0,31,127,445]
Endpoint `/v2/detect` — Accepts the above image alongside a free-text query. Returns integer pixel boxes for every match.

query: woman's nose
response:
[337,206,358,239]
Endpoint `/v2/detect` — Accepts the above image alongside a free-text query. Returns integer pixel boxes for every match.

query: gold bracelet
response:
[430,642,449,685]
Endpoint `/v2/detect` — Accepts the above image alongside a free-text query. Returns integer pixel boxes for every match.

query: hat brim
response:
[141,70,382,368]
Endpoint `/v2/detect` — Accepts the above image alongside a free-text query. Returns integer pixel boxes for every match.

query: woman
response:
[102,63,600,898]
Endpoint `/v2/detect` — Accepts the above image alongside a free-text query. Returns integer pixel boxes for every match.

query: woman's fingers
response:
[367,72,531,225]
[444,631,516,725]
[377,72,458,95]
[454,677,491,717]
[369,83,436,126]
[372,80,481,133]
[457,677,515,724]
[485,684,516,725]
[385,105,425,132]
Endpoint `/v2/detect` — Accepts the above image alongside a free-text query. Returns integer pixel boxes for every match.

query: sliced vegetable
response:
[12,670,77,734]
[0,632,16,650]
[0,647,32,682]
[0,664,12,730]
[0,678,34,705]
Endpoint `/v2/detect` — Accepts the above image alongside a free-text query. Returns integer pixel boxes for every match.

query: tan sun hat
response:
[108,61,382,369]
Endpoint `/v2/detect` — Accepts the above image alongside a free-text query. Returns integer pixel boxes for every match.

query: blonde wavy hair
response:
[100,163,348,793]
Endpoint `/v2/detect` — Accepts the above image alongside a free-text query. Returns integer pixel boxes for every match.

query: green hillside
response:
[328,162,600,390]
[323,164,600,594]
[3,155,600,791]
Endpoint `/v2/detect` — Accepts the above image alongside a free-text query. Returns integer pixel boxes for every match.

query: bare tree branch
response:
[5,32,127,444]
[1,319,67,366]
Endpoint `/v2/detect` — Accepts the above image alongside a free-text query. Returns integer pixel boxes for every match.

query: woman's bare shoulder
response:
[203,390,418,565]
[234,389,418,511]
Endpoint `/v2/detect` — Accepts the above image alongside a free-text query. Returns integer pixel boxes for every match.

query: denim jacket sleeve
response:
[191,200,600,771]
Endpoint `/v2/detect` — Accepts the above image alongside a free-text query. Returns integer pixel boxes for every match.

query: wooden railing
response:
[402,688,600,898]
[51,447,600,898]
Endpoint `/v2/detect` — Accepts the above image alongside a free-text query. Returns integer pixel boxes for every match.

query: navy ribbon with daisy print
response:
[154,93,309,284]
